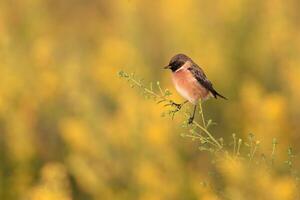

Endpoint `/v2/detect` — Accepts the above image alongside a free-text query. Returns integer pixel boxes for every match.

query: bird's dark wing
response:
[188,64,227,99]
[188,65,213,91]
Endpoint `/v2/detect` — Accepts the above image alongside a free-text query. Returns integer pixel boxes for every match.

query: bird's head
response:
[164,54,190,72]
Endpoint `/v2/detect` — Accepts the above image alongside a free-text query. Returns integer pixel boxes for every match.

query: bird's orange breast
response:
[172,69,210,104]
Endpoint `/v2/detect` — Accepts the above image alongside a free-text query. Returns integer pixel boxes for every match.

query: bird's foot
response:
[171,102,182,110]
[188,116,194,124]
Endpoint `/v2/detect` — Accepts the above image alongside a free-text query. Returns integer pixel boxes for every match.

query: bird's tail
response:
[211,89,227,100]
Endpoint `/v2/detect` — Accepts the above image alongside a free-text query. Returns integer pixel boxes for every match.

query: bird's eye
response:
[170,62,175,67]
[174,61,182,67]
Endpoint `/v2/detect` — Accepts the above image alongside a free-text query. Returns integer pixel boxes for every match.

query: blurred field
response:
[1,0,300,199]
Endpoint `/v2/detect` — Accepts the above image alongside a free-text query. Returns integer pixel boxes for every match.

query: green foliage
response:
[119,70,183,119]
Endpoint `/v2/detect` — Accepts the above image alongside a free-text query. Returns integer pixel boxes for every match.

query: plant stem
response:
[271,138,277,166]
[199,101,206,129]
[233,134,236,156]
[190,114,222,150]
[129,77,174,104]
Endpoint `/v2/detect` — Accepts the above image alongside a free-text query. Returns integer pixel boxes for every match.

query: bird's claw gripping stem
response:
[170,100,188,110]
[188,117,194,124]
[172,102,182,110]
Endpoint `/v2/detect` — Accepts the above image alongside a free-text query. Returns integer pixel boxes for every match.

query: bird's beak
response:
[164,65,170,69]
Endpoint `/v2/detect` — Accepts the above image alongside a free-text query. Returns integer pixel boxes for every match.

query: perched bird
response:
[164,53,226,123]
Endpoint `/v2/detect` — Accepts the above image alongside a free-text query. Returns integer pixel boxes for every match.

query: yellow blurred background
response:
[0,0,300,199]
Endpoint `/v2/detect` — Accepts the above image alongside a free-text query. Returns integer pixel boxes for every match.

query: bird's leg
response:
[188,105,197,124]
[172,100,188,110]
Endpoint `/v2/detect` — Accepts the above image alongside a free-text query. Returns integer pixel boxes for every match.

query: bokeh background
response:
[1,0,300,199]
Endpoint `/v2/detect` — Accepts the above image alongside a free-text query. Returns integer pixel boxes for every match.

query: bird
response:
[164,53,227,124]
